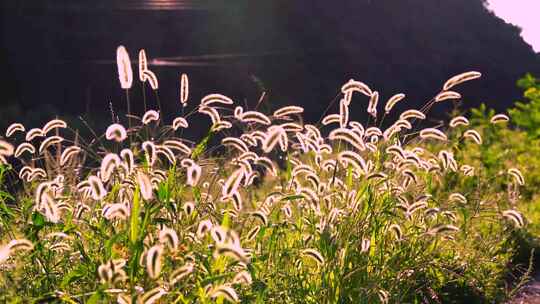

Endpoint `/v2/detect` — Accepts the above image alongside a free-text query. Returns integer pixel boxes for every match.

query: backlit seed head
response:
[116,45,133,89]
[145,245,163,279]
[105,124,127,142]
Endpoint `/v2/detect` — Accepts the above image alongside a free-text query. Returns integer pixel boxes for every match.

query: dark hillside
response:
[1,0,539,128]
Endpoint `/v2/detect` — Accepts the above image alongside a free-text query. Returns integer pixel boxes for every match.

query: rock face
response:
[1,0,539,127]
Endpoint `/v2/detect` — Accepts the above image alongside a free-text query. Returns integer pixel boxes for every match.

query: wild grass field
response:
[0,46,539,303]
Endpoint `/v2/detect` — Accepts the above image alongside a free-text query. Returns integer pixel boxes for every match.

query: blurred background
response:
[1,0,539,134]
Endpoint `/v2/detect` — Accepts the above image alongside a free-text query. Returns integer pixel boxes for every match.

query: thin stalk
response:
[316,91,341,126]
[126,89,133,144]
[142,81,147,112]
[155,90,162,114]
[378,112,388,129]
[125,89,132,129]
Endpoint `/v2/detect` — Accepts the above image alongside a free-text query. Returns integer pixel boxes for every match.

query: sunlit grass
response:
[0,47,533,303]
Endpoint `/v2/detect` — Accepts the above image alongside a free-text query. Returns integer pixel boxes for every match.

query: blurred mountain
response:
[1,0,539,129]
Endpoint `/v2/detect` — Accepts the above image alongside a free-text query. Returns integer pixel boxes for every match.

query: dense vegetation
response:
[463,74,540,248]
[1,47,540,303]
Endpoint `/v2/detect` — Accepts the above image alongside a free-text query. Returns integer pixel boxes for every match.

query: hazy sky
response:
[487,0,540,52]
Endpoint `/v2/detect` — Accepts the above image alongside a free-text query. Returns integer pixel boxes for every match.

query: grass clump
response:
[0,47,533,303]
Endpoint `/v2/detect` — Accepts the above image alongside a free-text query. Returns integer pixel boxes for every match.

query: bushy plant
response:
[446,75,540,276]
[509,74,540,139]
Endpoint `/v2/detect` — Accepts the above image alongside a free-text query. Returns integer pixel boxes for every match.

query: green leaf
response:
[130,188,141,244]
[87,291,103,304]
[158,181,169,203]
[32,211,46,228]
[192,130,214,160]
[222,211,230,229]
[105,233,124,259]
[346,164,353,188]
[0,201,14,218]
[60,265,87,289]
[285,153,292,181]
[193,186,201,202]
[280,194,304,201]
